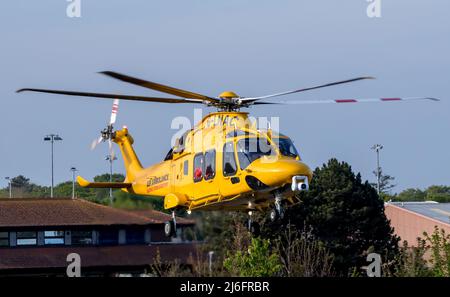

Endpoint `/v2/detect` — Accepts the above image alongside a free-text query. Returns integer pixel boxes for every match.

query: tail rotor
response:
[90,99,120,158]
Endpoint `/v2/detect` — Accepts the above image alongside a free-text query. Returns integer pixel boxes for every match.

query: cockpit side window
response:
[274,137,299,158]
[223,142,237,176]
[236,137,274,170]
[164,148,173,161]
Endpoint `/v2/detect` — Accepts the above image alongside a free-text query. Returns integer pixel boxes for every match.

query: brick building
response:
[0,198,196,276]
[385,201,450,246]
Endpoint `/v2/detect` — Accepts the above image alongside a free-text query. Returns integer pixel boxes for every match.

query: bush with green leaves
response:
[223,238,282,277]
[424,227,450,276]
[275,225,335,277]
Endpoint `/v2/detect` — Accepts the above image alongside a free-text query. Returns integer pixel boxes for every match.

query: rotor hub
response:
[218,91,239,99]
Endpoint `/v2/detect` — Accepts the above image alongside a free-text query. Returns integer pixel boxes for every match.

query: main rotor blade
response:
[110,99,119,125]
[100,71,218,103]
[16,88,204,104]
[253,97,439,105]
[242,77,375,102]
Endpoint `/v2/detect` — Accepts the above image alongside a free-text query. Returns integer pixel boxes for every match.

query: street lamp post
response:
[105,154,117,205]
[70,167,78,199]
[44,134,63,198]
[208,251,215,276]
[5,177,12,198]
[371,144,383,195]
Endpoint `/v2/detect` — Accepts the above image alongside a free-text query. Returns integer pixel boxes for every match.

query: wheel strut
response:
[247,211,253,230]
[272,195,284,221]
[172,210,177,235]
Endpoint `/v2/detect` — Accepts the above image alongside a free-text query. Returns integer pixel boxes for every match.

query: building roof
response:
[387,202,450,226]
[0,243,197,272]
[0,198,193,228]
[127,209,195,225]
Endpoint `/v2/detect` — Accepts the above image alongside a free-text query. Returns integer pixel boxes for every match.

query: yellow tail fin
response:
[113,127,143,182]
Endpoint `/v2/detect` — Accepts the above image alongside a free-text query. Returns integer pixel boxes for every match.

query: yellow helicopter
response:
[17,71,437,236]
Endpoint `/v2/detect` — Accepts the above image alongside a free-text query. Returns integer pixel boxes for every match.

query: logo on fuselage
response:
[146,174,169,193]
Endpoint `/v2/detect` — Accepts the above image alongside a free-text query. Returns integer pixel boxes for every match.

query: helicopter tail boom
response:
[76,176,132,189]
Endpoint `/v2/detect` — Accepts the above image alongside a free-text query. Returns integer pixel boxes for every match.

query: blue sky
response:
[0,0,449,192]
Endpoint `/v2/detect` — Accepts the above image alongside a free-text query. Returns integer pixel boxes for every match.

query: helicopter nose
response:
[245,158,312,189]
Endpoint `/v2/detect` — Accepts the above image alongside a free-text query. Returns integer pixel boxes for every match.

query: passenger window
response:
[204,150,216,180]
[193,153,204,182]
[223,142,237,176]
[183,160,189,176]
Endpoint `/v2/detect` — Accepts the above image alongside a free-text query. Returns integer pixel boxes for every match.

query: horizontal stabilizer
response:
[77,176,132,189]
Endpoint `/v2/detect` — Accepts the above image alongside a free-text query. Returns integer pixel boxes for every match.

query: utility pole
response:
[5,177,12,198]
[44,134,63,198]
[105,154,117,205]
[70,167,78,199]
[371,144,383,195]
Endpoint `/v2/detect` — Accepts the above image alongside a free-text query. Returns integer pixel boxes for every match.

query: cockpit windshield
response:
[237,137,274,169]
[274,137,299,158]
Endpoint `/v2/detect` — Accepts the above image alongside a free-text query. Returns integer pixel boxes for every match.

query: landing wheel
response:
[164,211,178,238]
[269,208,278,222]
[164,220,176,237]
[272,195,285,222]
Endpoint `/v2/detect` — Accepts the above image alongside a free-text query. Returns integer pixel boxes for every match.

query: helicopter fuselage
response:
[94,111,313,212]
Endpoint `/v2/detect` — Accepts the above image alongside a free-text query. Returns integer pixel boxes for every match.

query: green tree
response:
[371,168,396,195]
[425,185,450,203]
[395,188,426,202]
[264,159,400,276]
[113,190,163,210]
[0,175,49,198]
[11,175,33,191]
[223,238,282,277]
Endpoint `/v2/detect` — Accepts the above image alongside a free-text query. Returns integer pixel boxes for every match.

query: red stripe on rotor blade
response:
[381,98,402,101]
[335,99,357,103]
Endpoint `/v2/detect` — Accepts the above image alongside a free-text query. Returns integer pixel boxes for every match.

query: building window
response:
[44,231,65,245]
[193,153,204,183]
[71,231,93,245]
[126,229,145,244]
[204,150,216,180]
[16,231,37,246]
[223,142,237,176]
[0,232,9,247]
[99,230,118,245]
[183,160,189,176]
